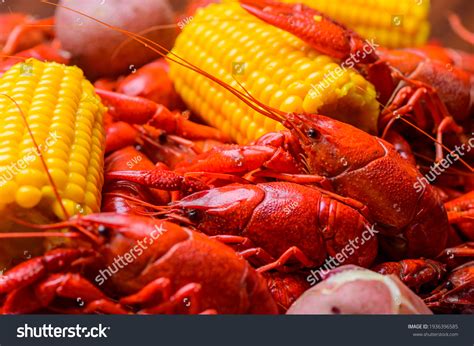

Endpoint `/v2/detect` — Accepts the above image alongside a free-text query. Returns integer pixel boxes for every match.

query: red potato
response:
[55,0,176,79]
[287,266,432,314]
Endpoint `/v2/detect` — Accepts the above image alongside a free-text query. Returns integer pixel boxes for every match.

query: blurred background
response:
[0,0,472,51]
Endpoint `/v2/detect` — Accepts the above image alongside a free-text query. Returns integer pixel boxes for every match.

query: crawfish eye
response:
[186,209,200,222]
[307,128,319,139]
[158,132,167,144]
[445,281,454,290]
[97,225,109,238]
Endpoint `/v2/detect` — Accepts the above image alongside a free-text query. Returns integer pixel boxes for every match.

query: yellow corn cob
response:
[283,0,430,48]
[0,58,106,221]
[169,2,379,144]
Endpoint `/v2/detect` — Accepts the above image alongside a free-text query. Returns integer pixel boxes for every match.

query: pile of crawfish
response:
[0,0,473,315]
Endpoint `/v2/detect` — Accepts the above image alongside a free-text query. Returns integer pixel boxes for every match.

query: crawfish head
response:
[75,213,278,313]
[72,214,189,286]
[169,184,265,235]
[279,112,449,260]
[283,112,386,176]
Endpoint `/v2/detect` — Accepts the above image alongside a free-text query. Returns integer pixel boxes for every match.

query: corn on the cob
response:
[169,2,379,144]
[0,58,105,221]
[283,0,430,48]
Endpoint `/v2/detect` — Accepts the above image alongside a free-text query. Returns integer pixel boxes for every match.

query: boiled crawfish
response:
[164,181,378,271]
[0,215,278,314]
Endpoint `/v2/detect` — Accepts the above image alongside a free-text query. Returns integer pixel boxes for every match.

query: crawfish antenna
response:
[111,23,178,61]
[5,216,101,244]
[105,192,163,212]
[448,13,474,45]
[396,116,473,173]
[232,76,285,122]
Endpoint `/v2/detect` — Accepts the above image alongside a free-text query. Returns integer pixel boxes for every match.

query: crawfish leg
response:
[210,235,254,249]
[437,243,474,262]
[2,286,43,314]
[251,171,331,189]
[149,109,230,142]
[436,117,465,162]
[35,274,103,307]
[381,86,429,130]
[240,0,377,63]
[136,282,204,314]
[120,277,171,307]
[210,235,280,268]
[446,192,474,240]
[106,169,208,194]
[382,75,464,162]
[3,273,124,314]
[0,249,90,294]
[256,246,314,273]
[36,273,127,314]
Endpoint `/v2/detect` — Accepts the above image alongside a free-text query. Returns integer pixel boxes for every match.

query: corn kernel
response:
[283,0,430,48]
[170,2,379,143]
[16,185,42,209]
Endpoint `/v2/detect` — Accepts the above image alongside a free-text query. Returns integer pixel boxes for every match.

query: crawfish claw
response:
[239,0,377,63]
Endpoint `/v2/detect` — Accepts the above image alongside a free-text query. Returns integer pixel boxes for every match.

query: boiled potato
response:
[55,0,176,79]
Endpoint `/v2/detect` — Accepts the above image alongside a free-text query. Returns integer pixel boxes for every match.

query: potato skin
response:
[287,265,432,314]
[55,0,176,79]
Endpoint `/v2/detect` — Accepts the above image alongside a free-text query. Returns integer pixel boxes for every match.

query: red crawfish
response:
[162,181,378,271]
[0,215,278,314]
